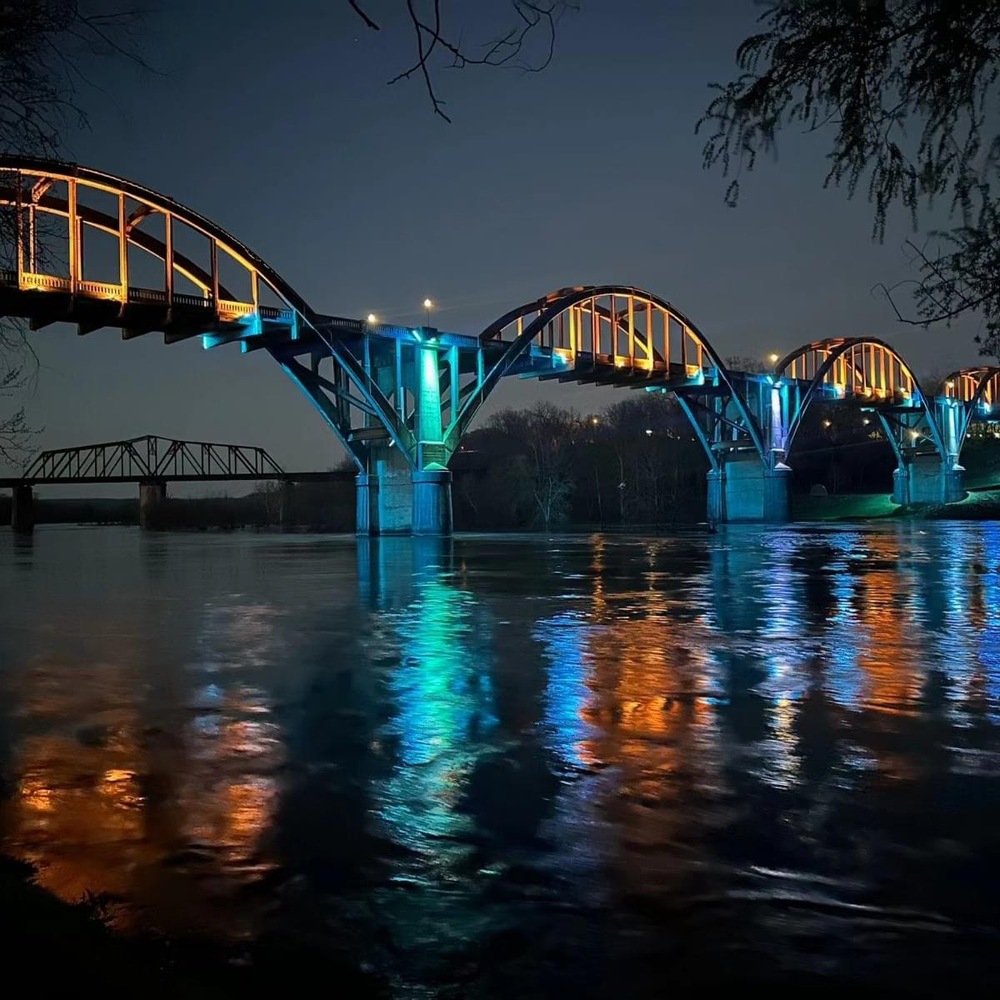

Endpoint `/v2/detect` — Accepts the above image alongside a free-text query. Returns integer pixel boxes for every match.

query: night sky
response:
[9,0,985,485]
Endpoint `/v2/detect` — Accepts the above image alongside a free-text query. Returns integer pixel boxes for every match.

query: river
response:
[2,523,1000,995]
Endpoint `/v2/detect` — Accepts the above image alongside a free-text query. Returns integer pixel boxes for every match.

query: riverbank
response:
[0,857,387,998]
[794,489,1000,522]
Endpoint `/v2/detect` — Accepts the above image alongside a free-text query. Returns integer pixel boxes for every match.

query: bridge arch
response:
[773,336,948,463]
[0,156,412,463]
[938,366,1000,456]
[448,284,767,466]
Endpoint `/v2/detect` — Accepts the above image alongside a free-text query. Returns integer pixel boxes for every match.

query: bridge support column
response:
[356,445,415,535]
[279,481,296,528]
[706,455,792,524]
[412,469,453,535]
[892,457,966,506]
[355,472,379,535]
[11,484,34,534]
[139,480,167,530]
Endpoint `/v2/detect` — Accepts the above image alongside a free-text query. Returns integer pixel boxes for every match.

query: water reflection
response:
[2,524,1000,990]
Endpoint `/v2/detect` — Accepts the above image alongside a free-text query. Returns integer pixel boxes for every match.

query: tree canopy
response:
[698,0,1000,355]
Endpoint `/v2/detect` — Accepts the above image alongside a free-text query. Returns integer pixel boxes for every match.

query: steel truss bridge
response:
[0,434,346,531]
[0,156,996,532]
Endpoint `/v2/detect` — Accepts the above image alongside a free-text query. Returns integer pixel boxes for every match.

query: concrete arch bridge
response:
[0,157,993,533]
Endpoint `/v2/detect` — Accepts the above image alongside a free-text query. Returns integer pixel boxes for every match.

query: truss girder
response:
[22,435,285,482]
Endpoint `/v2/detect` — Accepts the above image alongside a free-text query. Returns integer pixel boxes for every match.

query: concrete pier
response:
[412,469,453,535]
[11,484,34,534]
[279,481,296,528]
[892,457,965,506]
[356,458,454,536]
[138,480,167,529]
[707,455,792,524]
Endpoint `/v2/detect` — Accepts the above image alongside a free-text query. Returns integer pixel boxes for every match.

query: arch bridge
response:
[0,157,992,531]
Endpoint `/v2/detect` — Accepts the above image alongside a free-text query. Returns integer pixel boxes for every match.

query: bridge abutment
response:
[139,480,167,529]
[892,457,965,506]
[707,455,791,524]
[11,484,34,534]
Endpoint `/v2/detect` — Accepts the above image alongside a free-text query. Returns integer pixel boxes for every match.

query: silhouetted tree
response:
[699,1,1000,355]
[725,354,771,374]
[0,1,143,460]
[489,402,577,530]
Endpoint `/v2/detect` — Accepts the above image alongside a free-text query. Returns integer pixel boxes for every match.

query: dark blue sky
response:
[11,0,985,482]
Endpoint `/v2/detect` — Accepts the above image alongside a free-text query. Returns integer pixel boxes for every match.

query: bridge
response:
[0,434,344,531]
[0,156,996,533]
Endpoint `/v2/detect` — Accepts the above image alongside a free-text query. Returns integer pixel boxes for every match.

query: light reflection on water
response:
[3,524,1000,991]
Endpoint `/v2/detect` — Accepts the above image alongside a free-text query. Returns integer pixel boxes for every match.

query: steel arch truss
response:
[0,157,412,472]
[774,337,948,464]
[937,366,1000,457]
[447,285,767,466]
[22,435,285,483]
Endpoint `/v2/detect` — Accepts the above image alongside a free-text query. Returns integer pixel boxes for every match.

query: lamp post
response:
[423,298,433,327]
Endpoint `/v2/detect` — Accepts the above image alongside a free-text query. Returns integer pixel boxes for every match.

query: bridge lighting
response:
[367,313,378,324]
[768,353,779,364]
[910,429,920,441]
[946,380,954,390]
[822,419,832,429]
[423,298,434,325]
[863,418,870,425]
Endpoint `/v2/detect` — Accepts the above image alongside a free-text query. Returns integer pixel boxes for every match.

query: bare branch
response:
[0,2,146,454]
[365,1,576,120]
[348,0,381,31]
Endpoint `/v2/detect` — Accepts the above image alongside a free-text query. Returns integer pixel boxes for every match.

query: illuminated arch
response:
[940,366,1000,410]
[774,336,947,459]
[449,284,767,462]
[939,366,1000,454]
[0,156,411,462]
[0,155,317,317]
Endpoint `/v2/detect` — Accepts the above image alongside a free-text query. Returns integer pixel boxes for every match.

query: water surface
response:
[2,524,1000,994]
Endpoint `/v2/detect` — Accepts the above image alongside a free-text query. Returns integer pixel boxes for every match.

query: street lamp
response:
[423,298,434,326]
[367,313,378,324]
[768,352,780,365]
[644,428,653,436]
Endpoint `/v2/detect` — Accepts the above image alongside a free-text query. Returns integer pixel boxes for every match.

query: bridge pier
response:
[11,484,34,534]
[892,457,965,506]
[355,447,454,536]
[707,454,791,524]
[279,481,296,528]
[413,469,453,535]
[139,480,167,529]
